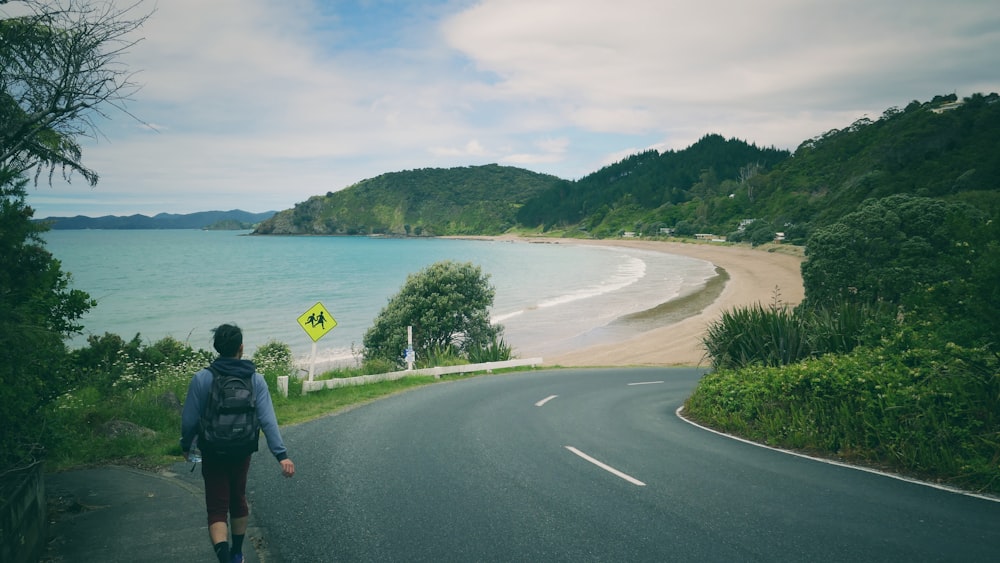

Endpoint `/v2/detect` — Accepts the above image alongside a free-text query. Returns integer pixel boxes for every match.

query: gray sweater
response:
[179,357,289,461]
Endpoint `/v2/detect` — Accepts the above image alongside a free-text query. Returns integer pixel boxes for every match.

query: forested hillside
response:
[749,92,1000,242]
[256,93,999,242]
[516,134,790,238]
[520,93,999,242]
[253,164,561,236]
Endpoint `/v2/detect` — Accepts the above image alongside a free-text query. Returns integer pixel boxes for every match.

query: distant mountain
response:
[37,210,277,230]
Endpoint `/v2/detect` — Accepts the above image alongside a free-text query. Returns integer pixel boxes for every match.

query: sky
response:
[14,0,1000,218]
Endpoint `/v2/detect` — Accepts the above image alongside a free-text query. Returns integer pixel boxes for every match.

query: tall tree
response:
[1,0,147,184]
[0,0,148,470]
[801,194,984,309]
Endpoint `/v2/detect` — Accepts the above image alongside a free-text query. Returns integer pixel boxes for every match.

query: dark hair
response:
[212,323,243,357]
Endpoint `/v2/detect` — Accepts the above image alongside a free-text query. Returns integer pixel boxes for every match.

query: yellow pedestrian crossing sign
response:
[297,302,336,342]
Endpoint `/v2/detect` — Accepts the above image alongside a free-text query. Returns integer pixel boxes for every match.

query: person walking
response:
[181,323,295,563]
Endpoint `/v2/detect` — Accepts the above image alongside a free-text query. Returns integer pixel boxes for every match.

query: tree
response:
[0,170,95,468]
[0,0,148,470]
[802,194,982,308]
[362,261,502,366]
[1,0,148,184]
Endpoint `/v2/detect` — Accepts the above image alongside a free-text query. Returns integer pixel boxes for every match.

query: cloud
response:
[442,0,1000,144]
[431,139,489,157]
[500,137,570,165]
[18,0,1000,217]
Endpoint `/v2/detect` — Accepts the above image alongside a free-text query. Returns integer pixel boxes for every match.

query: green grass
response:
[271,376,438,426]
[42,346,532,472]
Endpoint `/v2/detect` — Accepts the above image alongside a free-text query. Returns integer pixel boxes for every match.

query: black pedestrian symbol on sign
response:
[306,312,326,329]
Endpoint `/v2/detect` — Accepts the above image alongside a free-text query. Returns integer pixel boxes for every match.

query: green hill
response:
[253,164,561,236]
[256,93,1000,242]
[516,134,791,237]
[751,92,1000,241]
[518,93,999,242]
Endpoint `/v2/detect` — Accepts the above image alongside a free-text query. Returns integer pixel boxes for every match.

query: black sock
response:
[213,541,230,563]
[232,533,245,555]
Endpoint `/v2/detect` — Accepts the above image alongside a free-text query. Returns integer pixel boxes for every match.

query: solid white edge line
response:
[675,405,1000,503]
[535,395,558,407]
[628,381,664,386]
[565,446,647,486]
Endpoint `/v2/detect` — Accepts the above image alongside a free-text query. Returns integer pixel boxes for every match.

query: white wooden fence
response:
[294,357,543,395]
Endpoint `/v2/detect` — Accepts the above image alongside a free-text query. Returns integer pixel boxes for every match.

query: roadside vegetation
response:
[363,260,511,369]
[42,331,512,472]
[39,260,512,472]
[687,195,1000,495]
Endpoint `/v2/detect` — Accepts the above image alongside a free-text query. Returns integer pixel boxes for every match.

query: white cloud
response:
[431,139,489,157]
[442,0,1000,144]
[18,0,1000,217]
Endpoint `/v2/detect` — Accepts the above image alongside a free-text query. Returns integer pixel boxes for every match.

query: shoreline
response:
[455,236,806,367]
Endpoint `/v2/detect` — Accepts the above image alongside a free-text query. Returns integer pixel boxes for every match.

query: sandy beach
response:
[482,237,806,368]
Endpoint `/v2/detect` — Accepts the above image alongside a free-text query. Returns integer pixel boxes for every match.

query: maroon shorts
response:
[200,454,252,525]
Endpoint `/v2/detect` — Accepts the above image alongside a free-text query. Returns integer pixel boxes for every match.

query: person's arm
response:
[179,370,209,458]
[255,373,295,477]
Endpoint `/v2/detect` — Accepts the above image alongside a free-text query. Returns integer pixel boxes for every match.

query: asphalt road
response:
[247,367,1000,562]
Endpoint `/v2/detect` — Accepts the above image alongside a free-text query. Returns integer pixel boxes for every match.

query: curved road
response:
[248,368,1000,562]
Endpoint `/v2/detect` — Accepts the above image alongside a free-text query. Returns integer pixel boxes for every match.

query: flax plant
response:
[702,302,810,370]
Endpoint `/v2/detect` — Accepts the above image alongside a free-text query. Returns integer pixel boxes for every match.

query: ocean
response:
[42,231,718,366]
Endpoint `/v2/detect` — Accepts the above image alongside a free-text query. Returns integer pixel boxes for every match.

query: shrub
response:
[685,338,1000,494]
[362,260,503,368]
[702,299,898,370]
[702,302,810,369]
[418,344,466,368]
[253,340,296,390]
[467,336,513,363]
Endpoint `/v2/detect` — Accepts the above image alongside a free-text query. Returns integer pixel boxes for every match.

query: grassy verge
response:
[269,375,438,426]
[43,357,527,472]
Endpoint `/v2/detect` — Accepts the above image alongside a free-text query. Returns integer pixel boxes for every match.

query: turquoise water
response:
[43,231,716,365]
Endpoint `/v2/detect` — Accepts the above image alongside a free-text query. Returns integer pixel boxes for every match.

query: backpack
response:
[198,365,260,459]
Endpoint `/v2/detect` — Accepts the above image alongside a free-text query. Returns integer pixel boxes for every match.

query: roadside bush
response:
[70,333,211,393]
[702,302,809,369]
[467,336,513,363]
[44,336,212,467]
[44,332,514,469]
[702,299,897,370]
[360,357,397,375]
[805,300,896,357]
[418,344,466,368]
[685,338,1000,494]
[362,260,503,368]
[253,339,296,391]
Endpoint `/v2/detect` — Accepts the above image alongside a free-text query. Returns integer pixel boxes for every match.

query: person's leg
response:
[230,515,248,559]
[202,457,232,562]
[229,456,253,560]
[209,521,230,544]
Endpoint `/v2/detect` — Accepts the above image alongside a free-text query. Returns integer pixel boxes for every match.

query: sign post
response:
[296,302,337,381]
[404,325,415,371]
